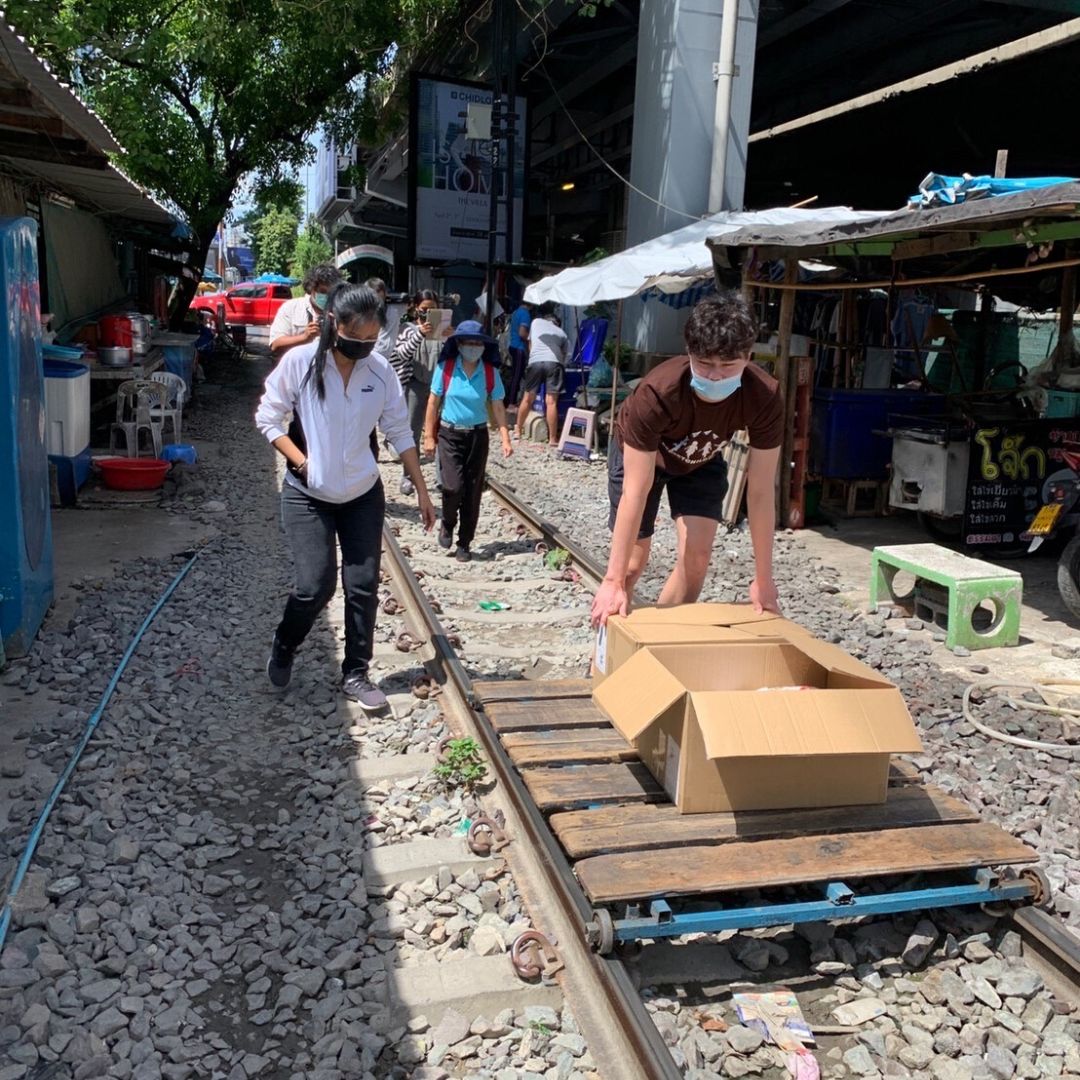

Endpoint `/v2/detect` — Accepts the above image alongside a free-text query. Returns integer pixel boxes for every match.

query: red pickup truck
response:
[189,282,294,326]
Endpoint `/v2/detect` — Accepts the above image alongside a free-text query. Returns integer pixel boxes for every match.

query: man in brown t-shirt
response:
[591,292,783,626]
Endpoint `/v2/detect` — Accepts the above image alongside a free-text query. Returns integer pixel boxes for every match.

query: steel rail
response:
[380,525,682,1080]
[486,477,607,587]
[1012,906,1080,1004]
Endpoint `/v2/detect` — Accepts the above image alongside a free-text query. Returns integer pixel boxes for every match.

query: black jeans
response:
[506,346,527,405]
[438,425,489,547]
[277,480,385,675]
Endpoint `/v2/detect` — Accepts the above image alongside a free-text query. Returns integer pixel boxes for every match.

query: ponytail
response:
[312,281,385,400]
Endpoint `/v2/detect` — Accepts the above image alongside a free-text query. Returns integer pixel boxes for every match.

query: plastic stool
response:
[557,407,595,460]
[870,543,1022,651]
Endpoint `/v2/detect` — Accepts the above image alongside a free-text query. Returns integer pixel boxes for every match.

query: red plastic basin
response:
[97,457,170,491]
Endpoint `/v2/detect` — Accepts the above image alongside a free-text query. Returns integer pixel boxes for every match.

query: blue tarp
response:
[253,272,299,285]
[910,173,1078,209]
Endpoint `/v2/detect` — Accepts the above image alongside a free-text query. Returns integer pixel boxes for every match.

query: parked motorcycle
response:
[1022,441,1080,620]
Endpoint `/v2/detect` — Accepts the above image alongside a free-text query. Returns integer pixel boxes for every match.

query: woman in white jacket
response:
[255,283,435,710]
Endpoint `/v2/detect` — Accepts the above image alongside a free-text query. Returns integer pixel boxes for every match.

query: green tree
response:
[7,0,450,319]
[292,217,334,279]
[253,207,301,276]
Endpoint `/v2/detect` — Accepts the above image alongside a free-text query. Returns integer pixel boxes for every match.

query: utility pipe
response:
[708,0,741,213]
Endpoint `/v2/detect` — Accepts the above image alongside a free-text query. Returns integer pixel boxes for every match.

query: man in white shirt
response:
[514,303,569,446]
[268,263,343,360]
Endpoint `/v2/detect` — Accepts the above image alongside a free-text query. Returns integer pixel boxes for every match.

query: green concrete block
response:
[870,543,1022,651]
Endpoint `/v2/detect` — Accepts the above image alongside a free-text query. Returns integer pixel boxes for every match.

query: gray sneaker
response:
[267,637,294,690]
[342,671,388,713]
[399,475,415,496]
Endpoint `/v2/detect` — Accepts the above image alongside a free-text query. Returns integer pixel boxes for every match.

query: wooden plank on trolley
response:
[574,822,1038,904]
[550,784,978,859]
[485,696,608,733]
[521,763,665,810]
[474,678,593,704]
[502,729,636,767]
[890,759,923,784]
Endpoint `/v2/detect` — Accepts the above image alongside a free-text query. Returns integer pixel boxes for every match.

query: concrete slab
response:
[632,942,750,989]
[349,753,436,788]
[441,606,591,625]
[50,507,215,624]
[797,515,1080,686]
[379,953,563,1027]
[363,836,490,892]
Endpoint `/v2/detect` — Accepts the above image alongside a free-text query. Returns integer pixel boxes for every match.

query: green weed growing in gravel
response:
[434,738,488,791]
[544,547,571,571]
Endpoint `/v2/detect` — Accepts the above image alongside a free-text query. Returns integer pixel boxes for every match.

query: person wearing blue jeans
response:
[256,283,436,710]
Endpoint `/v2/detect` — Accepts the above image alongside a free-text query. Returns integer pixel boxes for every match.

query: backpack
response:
[441,358,496,398]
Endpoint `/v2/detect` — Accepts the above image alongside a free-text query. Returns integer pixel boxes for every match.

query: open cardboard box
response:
[593,638,923,813]
[593,603,790,686]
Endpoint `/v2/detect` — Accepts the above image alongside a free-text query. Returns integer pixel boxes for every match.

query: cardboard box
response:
[593,604,784,686]
[593,638,923,813]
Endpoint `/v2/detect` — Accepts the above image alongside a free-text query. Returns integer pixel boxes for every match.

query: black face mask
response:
[334,336,376,361]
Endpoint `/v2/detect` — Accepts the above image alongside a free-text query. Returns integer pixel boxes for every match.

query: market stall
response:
[706,180,1080,611]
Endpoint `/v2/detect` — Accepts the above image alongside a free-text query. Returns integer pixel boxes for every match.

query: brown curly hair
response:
[684,292,758,360]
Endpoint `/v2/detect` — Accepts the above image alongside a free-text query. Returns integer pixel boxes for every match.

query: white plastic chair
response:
[149,371,186,443]
[109,380,165,458]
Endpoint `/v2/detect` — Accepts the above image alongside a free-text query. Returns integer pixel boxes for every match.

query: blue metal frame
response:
[612,869,1035,942]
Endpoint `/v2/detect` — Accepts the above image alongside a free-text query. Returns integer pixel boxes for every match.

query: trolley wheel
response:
[1021,866,1052,908]
[585,908,614,955]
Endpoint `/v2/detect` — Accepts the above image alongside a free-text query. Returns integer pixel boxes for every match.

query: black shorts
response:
[607,436,728,539]
[523,361,564,396]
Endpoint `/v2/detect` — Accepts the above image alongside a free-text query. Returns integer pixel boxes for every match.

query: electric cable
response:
[961,680,1080,759]
[538,64,703,223]
[0,543,210,951]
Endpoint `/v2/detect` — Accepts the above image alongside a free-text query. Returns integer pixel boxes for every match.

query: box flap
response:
[624,603,780,628]
[787,636,894,687]
[691,689,923,758]
[592,649,687,742]
[623,624,761,647]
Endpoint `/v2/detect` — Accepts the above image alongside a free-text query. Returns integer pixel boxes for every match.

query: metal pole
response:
[485,0,504,331]
[505,0,517,269]
[609,300,624,442]
[707,0,740,213]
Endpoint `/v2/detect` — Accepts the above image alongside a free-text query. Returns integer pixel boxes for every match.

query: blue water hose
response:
[0,544,208,950]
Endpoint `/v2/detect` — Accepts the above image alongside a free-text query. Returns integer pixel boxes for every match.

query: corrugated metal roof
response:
[0,20,121,153]
[0,17,179,231]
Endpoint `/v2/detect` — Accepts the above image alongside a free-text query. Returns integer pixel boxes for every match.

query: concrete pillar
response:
[626,0,759,353]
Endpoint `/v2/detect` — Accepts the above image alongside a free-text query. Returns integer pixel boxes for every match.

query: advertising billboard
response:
[409,75,527,265]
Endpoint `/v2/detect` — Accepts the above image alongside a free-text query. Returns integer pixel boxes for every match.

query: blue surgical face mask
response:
[312,292,329,311]
[459,344,485,363]
[689,361,742,402]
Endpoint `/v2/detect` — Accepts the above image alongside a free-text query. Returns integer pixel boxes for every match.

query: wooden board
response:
[574,822,1038,904]
[484,696,608,733]
[521,763,665,810]
[474,678,592,704]
[502,729,635,767]
[550,784,979,858]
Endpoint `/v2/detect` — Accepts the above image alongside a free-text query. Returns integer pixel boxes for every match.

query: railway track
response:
[376,467,1080,1080]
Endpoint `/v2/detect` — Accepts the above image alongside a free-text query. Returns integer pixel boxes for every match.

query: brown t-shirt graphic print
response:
[617,355,783,477]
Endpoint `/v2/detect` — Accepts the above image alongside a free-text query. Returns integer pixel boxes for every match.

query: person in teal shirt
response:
[423,321,513,561]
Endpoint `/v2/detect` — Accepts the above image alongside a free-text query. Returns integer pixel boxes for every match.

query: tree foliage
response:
[292,217,334,278]
[253,207,301,276]
[6,0,452,288]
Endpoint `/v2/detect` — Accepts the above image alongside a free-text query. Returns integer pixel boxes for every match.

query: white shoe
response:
[399,476,415,496]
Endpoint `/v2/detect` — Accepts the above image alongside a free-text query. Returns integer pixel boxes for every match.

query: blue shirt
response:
[509,305,532,350]
[432,359,506,426]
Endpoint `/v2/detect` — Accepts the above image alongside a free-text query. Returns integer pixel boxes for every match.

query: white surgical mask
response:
[689,360,742,402]
[459,344,485,363]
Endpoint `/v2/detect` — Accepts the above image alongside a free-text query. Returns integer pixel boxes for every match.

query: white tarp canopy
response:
[524,207,890,307]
